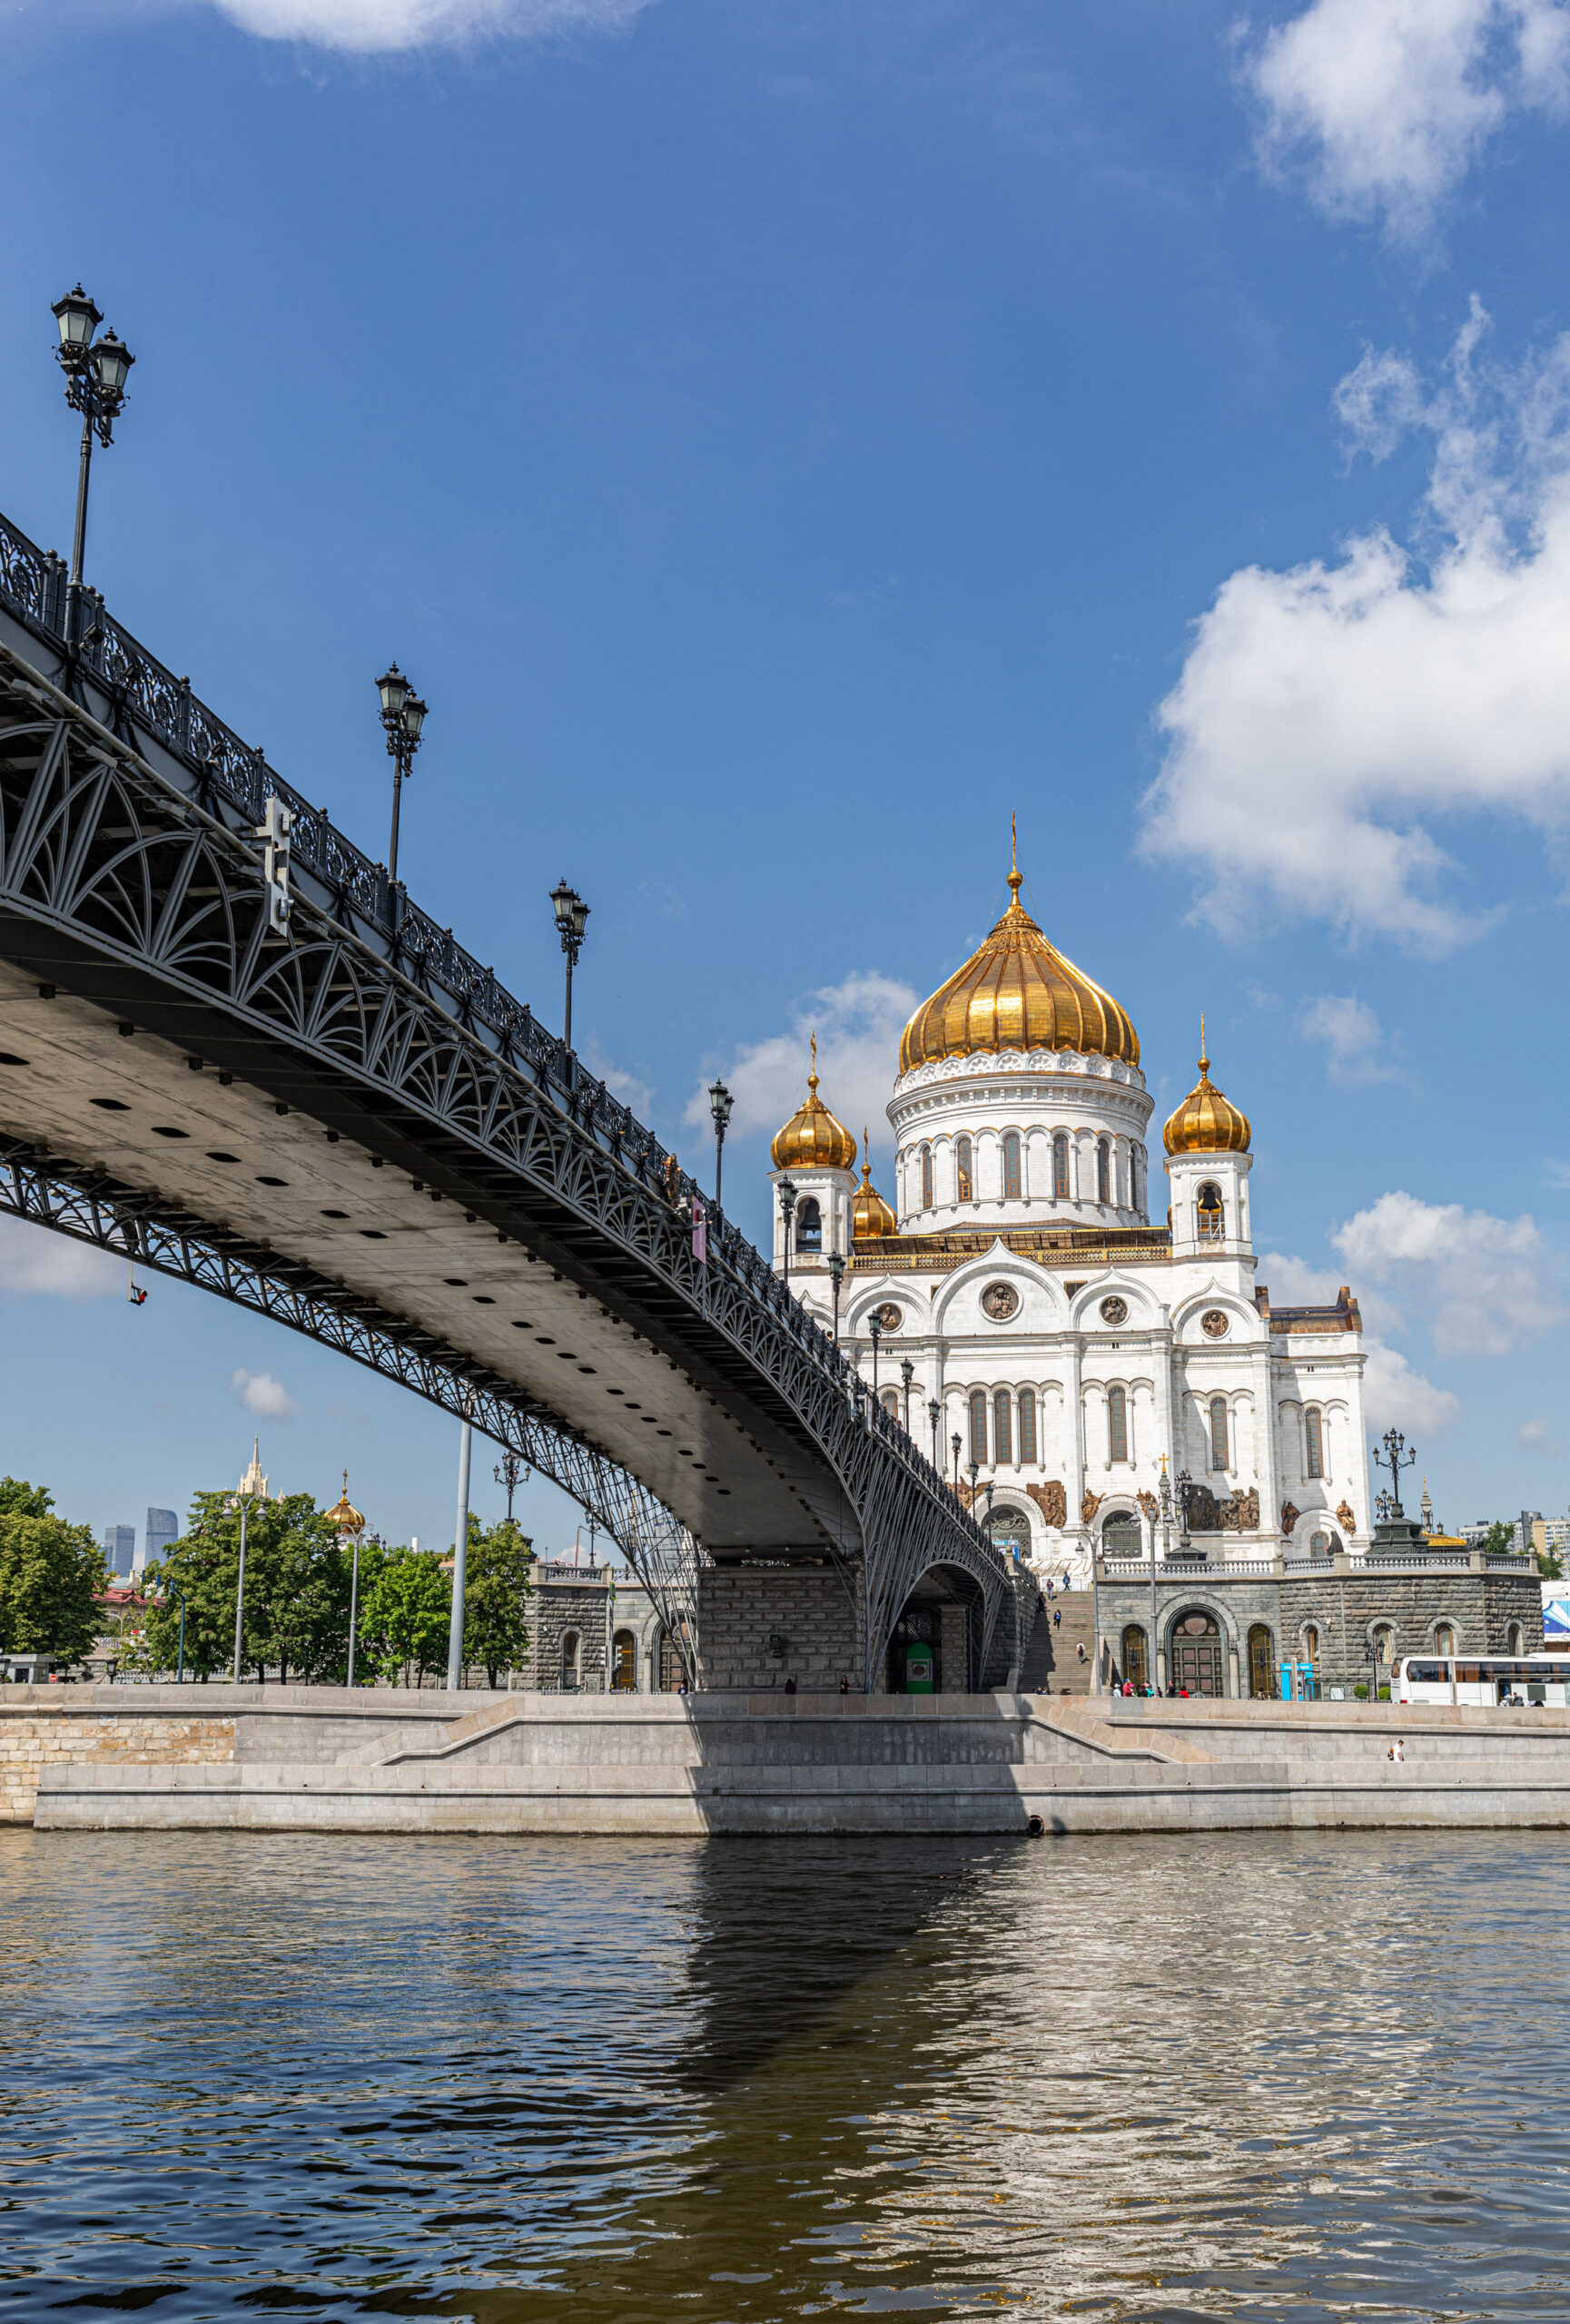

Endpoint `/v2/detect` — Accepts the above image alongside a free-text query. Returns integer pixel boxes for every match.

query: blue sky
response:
[3,0,1569,1552]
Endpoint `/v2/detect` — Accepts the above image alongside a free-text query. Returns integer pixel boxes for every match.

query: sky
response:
[2,0,1570,1551]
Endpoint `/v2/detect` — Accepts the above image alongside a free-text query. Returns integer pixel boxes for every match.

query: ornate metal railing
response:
[0,503,1002,1603]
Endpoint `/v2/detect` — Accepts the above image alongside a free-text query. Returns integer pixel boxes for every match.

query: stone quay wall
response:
[15,1684,1570,1835]
[696,1567,863,1693]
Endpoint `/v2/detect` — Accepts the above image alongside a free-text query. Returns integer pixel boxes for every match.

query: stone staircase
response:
[1019,1590,1097,1694]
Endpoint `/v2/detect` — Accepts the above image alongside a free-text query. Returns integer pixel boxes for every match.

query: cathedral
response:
[767,851,1370,1614]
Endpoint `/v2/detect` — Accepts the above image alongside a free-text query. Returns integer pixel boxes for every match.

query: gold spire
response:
[900,836,1140,1073]
[852,1130,897,1240]
[325,1470,366,1537]
[769,1036,858,1173]
[1162,1028,1251,1157]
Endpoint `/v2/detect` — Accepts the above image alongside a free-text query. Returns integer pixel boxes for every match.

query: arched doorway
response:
[611,1629,637,1691]
[1121,1624,1149,1691]
[1102,1512,1142,1564]
[888,1606,943,1694]
[1170,1609,1225,1696]
[560,1630,580,1692]
[1247,1623,1276,1699]
[988,1507,1032,1565]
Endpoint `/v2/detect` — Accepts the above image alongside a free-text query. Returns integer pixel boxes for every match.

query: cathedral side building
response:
[767,856,1370,1610]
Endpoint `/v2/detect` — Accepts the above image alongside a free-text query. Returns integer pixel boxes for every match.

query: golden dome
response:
[899,846,1139,1074]
[851,1140,897,1240]
[770,1035,858,1173]
[1162,1028,1251,1156]
[324,1470,366,1536]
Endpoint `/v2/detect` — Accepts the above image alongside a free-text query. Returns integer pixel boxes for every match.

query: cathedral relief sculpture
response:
[1026,1481,1067,1528]
[1081,1488,1102,1525]
[1200,1308,1229,1338]
[1137,1489,1159,1520]
[1336,1500,1357,1536]
[872,1303,903,1333]
[1100,1295,1128,1325]
[981,1281,1020,1322]
[1281,1500,1300,1538]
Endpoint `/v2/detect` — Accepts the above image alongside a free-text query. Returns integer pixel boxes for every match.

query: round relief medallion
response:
[980,1281,1020,1322]
[1099,1295,1128,1326]
[872,1302,903,1334]
[1200,1307,1230,1339]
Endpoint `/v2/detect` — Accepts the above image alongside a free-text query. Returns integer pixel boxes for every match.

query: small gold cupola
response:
[770,1035,858,1174]
[851,1135,897,1240]
[1162,1022,1251,1156]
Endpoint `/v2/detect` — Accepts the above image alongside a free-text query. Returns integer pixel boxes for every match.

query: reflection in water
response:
[2,1827,1568,2320]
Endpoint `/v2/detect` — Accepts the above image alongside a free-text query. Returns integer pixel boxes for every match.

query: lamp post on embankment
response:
[51,284,134,615]
[376,665,427,888]
[549,879,590,1053]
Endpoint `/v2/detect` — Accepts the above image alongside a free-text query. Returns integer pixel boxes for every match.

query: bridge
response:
[0,507,1024,1691]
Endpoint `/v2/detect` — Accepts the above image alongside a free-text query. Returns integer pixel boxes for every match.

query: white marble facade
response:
[768,882,1368,1587]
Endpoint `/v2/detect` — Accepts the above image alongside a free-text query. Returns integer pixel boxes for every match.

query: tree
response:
[358,1549,450,1689]
[461,1517,532,1688]
[143,1491,355,1682]
[0,1482,109,1667]
[1482,1521,1516,1559]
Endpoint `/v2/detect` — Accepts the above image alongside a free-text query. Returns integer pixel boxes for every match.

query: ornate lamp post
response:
[968,1457,980,1512]
[868,1311,883,1402]
[951,1431,963,1496]
[376,665,427,887]
[1176,1467,1194,1558]
[324,1472,367,1690]
[1372,1427,1416,1516]
[708,1078,734,1210]
[1154,1458,1172,1694]
[494,1448,527,1523]
[52,284,134,605]
[777,1175,798,1294]
[900,1357,914,1437]
[226,1470,262,1685]
[548,879,590,1051]
[825,1248,845,1344]
[928,1397,941,1472]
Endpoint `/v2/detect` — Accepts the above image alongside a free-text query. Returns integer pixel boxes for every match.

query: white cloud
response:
[685,972,919,1170]
[1260,1246,1461,1433]
[1521,1414,1565,1454]
[1143,303,1570,951]
[200,0,653,52]
[1243,0,1570,237]
[1332,1189,1567,1355]
[1298,993,1395,1083]
[0,1217,122,1298]
[231,1367,301,1420]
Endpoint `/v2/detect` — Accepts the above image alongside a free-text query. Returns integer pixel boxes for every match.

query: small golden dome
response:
[324,1470,366,1536]
[770,1035,857,1174]
[1162,1027,1251,1156]
[851,1138,897,1240]
[900,838,1139,1073]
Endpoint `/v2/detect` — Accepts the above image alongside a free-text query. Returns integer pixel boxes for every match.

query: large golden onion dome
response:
[1162,1028,1251,1156]
[899,848,1140,1074]
[770,1037,857,1173]
[851,1141,897,1240]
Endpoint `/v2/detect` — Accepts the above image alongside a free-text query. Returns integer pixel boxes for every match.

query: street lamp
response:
[708,1078,734,1210]
[968,1457,979,1511]
[376,665,427,887]
[52,284,134,603]
[777,1175,798,1294]
[901,1357,914,1437]
[951,1431,963,1496]
[826,1248,845,1344]
[494,1448,527,1522]
[1176,1466,1193,1558]
[226,1476,259,1685]
[868,1311,883,1401]
[1155,1459,1172,1695]
[928,1397,941,1471]
[549,879,590,1051]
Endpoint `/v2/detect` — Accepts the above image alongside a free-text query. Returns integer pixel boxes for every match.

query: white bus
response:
[1394,1654,1570,1707]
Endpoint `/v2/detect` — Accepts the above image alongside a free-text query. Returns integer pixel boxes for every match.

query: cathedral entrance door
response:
[1170,1610,1225,1696]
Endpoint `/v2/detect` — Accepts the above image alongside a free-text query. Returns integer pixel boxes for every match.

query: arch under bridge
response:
[0,507,1026,1691]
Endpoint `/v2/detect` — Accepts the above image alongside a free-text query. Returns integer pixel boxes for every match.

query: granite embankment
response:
[8,1685,1570,1834]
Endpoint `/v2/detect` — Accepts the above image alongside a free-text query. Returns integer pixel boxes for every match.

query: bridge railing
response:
[0,504,995,1569]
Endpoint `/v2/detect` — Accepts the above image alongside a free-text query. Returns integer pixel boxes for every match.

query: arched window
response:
[1309,1529,1328,1558]
[1131,1147,1143,1215]
[1097,1138,1111,1205]
[1436,1620,1456,1656]
[1107,1384,1129,1464]
[1197,1182,1223,1243]
[1305,1407,1324,1479]
[611,1629,637,1691]
[968,1388,988,1467]
[1210,1394,1229,1472]
[1303,1624,1320,1670]
[1121,1624,1149,1691]
[1052,1132,1070,1199]
[560,1630,580,1692]
[955,1135,973,1203]
[1018,1387,1038,1465]
[1506,1621,1523,1654]
[921,1145,933,1208]
[1002,1130,1022,1200]
[657,1622,692,1691]
[1248,1623,1276,1698]
[881,1388,900,1421]
[796,1196,822,1253]
[993,1389,1012,1466]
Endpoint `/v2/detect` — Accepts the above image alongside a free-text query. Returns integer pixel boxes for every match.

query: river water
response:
[3,1827,1568,2320]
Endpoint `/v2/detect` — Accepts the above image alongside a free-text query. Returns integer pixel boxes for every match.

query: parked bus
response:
[1394,1655,1570,1707]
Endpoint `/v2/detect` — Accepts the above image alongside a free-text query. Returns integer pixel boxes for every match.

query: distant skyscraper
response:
[143,1509,178,1571]
[103,1525,135,1579]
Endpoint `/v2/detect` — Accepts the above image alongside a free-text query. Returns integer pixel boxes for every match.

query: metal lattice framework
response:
[0,505,1020,1689]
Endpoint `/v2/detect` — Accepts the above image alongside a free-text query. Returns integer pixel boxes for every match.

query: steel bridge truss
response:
[0,517,1022,1691]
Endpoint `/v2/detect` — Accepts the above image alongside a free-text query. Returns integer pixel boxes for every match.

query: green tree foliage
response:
[461,1516,532,1688]
[0,1481,108,1666]
[1482,1521,1516,1559]
[144,1492,355,1682]
[358,1548,450,1689]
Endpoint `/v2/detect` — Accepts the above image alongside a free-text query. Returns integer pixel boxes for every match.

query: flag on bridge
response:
[691,1195,706,1265]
